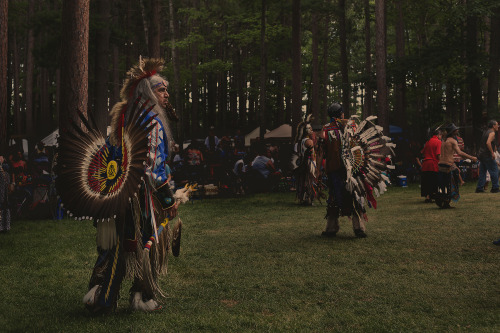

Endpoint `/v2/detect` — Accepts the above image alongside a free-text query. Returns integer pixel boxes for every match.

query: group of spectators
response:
[171,127,283,195]
[0,142,54,231]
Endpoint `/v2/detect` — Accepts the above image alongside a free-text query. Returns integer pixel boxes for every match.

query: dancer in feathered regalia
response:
[56,58,194,314]
[321,103,395,238]
[293,114,321,205]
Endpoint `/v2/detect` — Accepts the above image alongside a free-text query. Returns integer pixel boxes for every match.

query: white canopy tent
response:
[244,127,269,146]
[263,124,292,139]
[41,129,59,147]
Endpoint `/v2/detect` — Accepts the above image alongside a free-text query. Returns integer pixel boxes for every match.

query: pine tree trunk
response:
[285,78,292,124]
[394,0,406,129]
[259,0,267,139]
[190,45,199,137]
[0,0,7,150]
[363,0,372,118]
[25,0,35,139]
[60,0,89,130]
[276,69,285,125]
[291,0,301,140]
[375,0,388,132]
[94,0,111,134]
[149,0,161,58]
[339,0,350,115]
[218,72,228,130]
[39,68,51,137]
[230,72,238,129]
[321,12,329,122]
[487,7,500,117]
[168,0,183,141]
[139,0,149,52]
[111,45,120,107]
[248,78,256,127]
[466,4,482,143]
[311,12,320,128]
[12,27,21,135]
[207,72,217,127]
[237,49,247,128]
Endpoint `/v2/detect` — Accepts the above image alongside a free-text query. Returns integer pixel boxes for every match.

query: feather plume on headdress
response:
[295,114,314,143]
[109,58,167,145]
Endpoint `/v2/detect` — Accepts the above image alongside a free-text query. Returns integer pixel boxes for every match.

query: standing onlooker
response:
[475,120,500,193]
[0,155,11,233]
[204,126,220,153]
[453,135,465,185]
[420,128,442,203]
[435,124,477,208]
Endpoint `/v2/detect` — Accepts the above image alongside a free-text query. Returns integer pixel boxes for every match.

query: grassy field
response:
[0,183,499,332]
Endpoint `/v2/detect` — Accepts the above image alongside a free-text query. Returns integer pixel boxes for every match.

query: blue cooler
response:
[397,175,408,187]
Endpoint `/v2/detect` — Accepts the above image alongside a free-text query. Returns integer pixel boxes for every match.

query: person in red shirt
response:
[420,128,442,202]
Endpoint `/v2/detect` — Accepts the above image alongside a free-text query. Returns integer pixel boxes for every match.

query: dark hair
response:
[487,120,498,129]
[327,102,343,119]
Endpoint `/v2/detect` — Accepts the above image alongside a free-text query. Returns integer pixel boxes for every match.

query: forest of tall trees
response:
[1,0,500,153]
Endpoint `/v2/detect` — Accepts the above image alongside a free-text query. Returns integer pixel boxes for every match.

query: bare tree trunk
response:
[466,3,482,143]
[39,69,51,137]
[375,0,388,132]
[111,45,120,107]
[12,27,21,135]
[207,73,217,126]
[311,12,320,128]
[259,0,267,139]
[339,0,350,115]
[168,0,183,140]
[190,1,200,137]
[276,69,285,125]
[291,0,301,140]
[250,79,258,127]
[60,0,89,130]
[321,11,330,122]
[149,0,161,58]
[139,0,149,52]
[55,69,60,126]
[285,78,292,124]
[394,0,406,129]
[487,7,500,117]
[237,49,247,128]
[363,0,372,118]
[94,0,111,134]
[0,0,7,150]
[218,72,228,130]
[230,72,238,129]
[25,0,35,139]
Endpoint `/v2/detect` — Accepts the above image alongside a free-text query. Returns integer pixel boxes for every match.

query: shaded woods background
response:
[0,0,499,157]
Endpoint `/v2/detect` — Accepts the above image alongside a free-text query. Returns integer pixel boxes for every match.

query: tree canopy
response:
[1,0,499,152]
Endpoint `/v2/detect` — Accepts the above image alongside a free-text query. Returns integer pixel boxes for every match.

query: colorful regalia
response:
[293,114,321,205]
[322,102,395,238]
[56,58,193,314]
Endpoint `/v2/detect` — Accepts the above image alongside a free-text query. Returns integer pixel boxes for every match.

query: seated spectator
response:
[32,142,51,182]
[233,155,251,195]
[185,143,205,183]
[248,144,281,192]
[11,150,29,187]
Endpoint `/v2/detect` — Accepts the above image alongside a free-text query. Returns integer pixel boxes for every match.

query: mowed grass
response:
[0,183,499,332]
